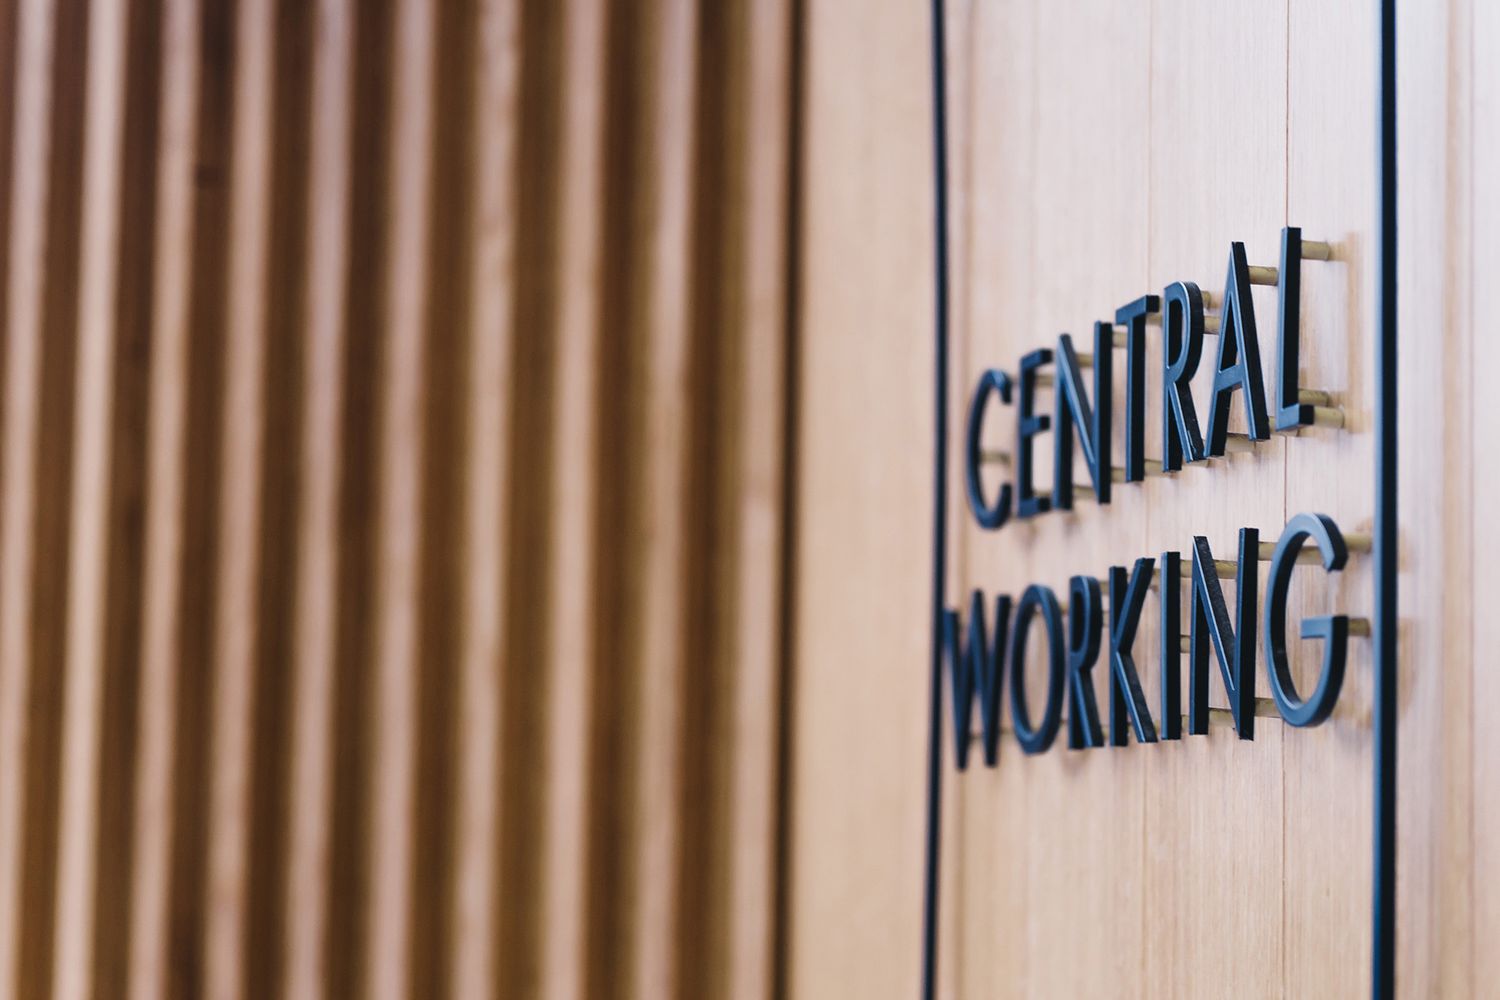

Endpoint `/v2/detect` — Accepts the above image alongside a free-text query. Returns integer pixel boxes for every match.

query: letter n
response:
[1188,531,1259,738]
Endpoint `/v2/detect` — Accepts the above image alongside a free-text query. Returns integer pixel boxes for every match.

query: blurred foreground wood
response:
[0,0,797,997]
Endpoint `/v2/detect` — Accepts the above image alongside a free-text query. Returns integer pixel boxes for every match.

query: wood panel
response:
[1394,0,1475,994]
[785,1,934,997]
[1144,4,1289,997]
[1284,0,1378,993]
[0,0,799,997]
[788,0,1497,997]
[1474,0,1500,993]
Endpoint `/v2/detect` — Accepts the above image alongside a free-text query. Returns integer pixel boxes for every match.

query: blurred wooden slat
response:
[0,0,803,997]
[631,0,699,996]
[725,0,792,994]
[50,0,130,995]
[204,0,274,994]
[281,1,352,997]
[86,0,164,991]
[241,0,315,994]
[0,0,58,993]
[15,0,91,990]
[126,0,198,996]
[451,0,517,993]
[163,0,237,993]
[579,4,643,995]
[495,0,561,993]
[537,0,605,996]
[323,0,392,993]
[365,0,434,996]
[407,0,473,993]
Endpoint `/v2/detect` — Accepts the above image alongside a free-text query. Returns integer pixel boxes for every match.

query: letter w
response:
[944,591,1011,769]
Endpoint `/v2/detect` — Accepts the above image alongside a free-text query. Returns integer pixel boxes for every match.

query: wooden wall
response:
[2,0,1493,997]
[787,0,1497,997]
[0,0,796,998]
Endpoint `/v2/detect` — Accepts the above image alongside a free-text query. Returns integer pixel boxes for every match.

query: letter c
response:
[965,368,1013,530]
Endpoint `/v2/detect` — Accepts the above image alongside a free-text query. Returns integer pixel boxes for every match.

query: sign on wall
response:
[917,3,1399,999]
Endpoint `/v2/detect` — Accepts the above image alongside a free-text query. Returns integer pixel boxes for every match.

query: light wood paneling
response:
[1284,0,1379,993]
[1474,0,1500,992]
[785,1,934,997]
[1144,4,1289,997]
[0,0,799,996]
[7,0,1492,995]
[1394,0,1475,994]
[789,0,1496,997]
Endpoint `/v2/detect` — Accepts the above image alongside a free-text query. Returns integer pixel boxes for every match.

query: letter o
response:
[1009,584,1064,753]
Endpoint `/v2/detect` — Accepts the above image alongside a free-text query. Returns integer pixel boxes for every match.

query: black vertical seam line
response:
[920,0,949,996]
[1281,0,1301,970]
[1282,0,1290,520]
[770,0,804,994]
[1372,0,1397,997]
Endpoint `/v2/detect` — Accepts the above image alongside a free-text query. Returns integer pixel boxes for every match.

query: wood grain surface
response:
[0,0,1490,997]
[787,0,1494,997]
[0,0,797,997]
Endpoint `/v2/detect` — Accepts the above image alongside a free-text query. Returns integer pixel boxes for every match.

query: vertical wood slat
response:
[164,0,238,991]
[451,0,517,997]
[0,0,800,997]
[125,0,197,996]
[281,1,352,997]
[87,0,164,989]
[726,0,793,995]
[496,0,561,993]
[50,0,129,995]
[365,0,433,996]
[0,0,57,993]
[631,0,699,995]
[538,0,605,995]
[323,0,391,993]
[204,0,274,994]
[581,3,643,994]
[243,0,315,993]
